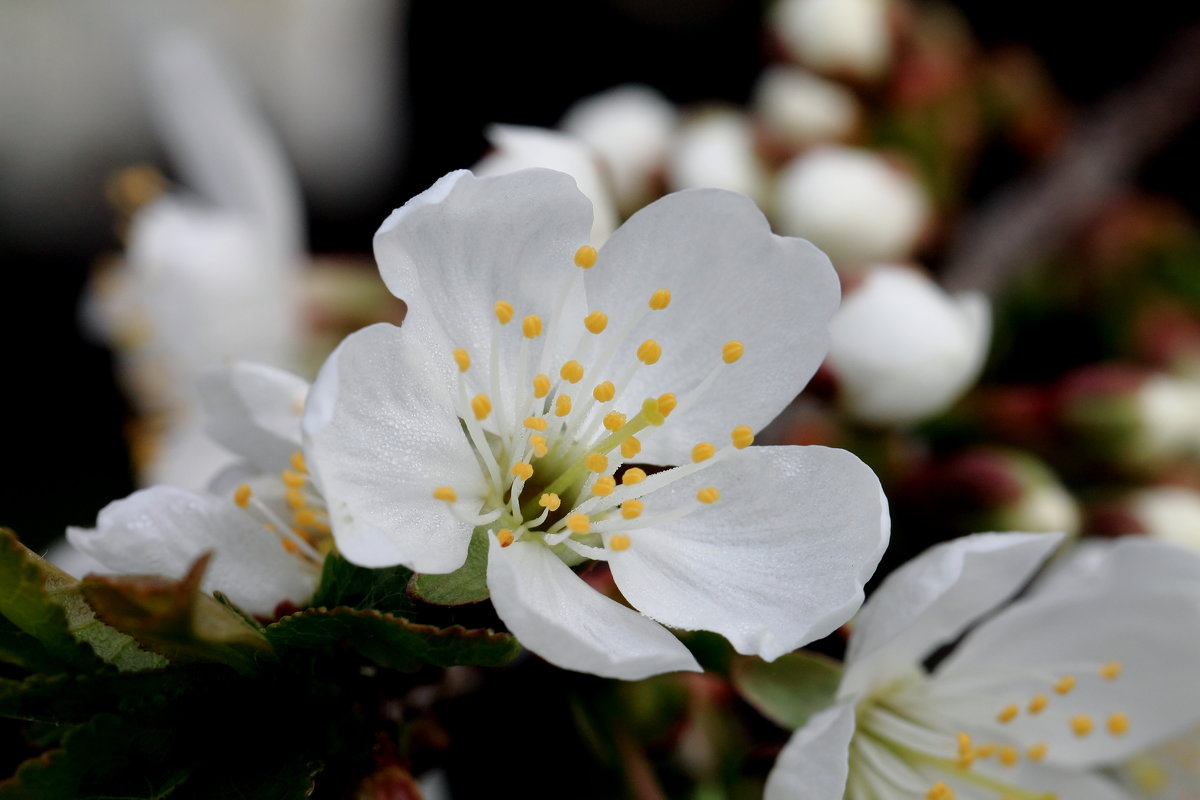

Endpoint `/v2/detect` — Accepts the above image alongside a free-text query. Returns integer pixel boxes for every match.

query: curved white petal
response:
[841,532,1064,698]
[372,169,593,401]
[302,323,486,572]
[66,486,315,616]
[765,701,857,800]
[583,189,840,465]
[934,539,1200,766]
[608,446,888,660]
[486,538,701,680]
[197,361,308,474]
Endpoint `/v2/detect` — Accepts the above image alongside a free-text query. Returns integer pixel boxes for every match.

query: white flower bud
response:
[1128,487,1200,553]
[774,145,928,267]
[768,0,892,80]
[666,108,767,206]
[752,65,860,149]
[1136,375,1200,461]
[827,265,990,426]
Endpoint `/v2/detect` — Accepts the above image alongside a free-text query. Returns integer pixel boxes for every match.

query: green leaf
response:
[0,616,65,674]
[409,528,490,606]
[80,555,272,674]
[730,651,843,731]
[0,669,185,725]
[265,606,520,671]
[310,550,417,615]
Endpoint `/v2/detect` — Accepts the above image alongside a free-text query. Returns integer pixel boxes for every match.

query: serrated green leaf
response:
[265,606,520,671]
[310,551,417,615]
[409,528,490,606]
[730,651,843,731]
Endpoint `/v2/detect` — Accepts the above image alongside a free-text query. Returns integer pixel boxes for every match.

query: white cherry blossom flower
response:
[766,534,1200,800]
[67,363,325,617]
[302,168,890,680]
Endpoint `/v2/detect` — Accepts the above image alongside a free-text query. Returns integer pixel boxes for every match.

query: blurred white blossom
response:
[768,0,893,81]
[752,65,861,150]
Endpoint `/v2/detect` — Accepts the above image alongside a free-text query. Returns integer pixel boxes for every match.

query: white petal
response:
[841,532,1064,698]
[764,701,857,800]
[302,323,486,572]
[934,538,1200,766]
[486,538,701,680]
[584,189,840,465]
[66,486,315,616]
[42,537,113,579]
[608,446,888,660]
[197,361,308,474]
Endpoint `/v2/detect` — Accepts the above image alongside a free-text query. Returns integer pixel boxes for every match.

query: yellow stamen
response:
[574,245,598,268]
[998,745,1018,767]
[604,411,627,431]
[975,744,996,758]
[285,488,306,510]
[732,425,754,449]
[648,289,671,310]
[1070,714,1094,737]
[530,435,548,458]
[621,436,641,459]
[234,484,252,508]
[282,469,307,489]
[533,374,551,398]
[566,513,590,534]
[1027,743,1048,762]
[623,468,647,485]
[1108,713,1129,736]
[555,394,572,417]
[593,381,615,403]
[497,529,514,547]
[294,509,327,530]
[283,538,300,555]
[1054,676,1076,695]
[584,311,608,334]
[657,393,676,417]
[511,462,534,481]
[524,416,548,431]
[290,451,307,473]
[692,442,715,462]
[956,732,972,755]
[637,339,662,365]
[1028,694,1048,714]
[997,704,1019,724]
[592,476,616,496]
[433,486,457,503]
[696,487,720,504]
[722,340,744,364]
[538,493,562,512]
[1100,661,1122,680]
[926,781,954,800]
[495,300,514,324]
[621,500,644,520]
[453,348,470,372]
[561,360,584,383]
[609,534,631,551]
[471,394,492,420]
[522,315,543,338]
[586,453,609,473]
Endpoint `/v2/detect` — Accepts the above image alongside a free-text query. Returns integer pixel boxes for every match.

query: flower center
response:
[232,449,331,566]
[431,244,751,563]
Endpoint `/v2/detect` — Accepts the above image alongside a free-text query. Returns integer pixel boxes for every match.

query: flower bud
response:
[1094,487,1200,553]
[751,65,860,150]
[768,0,893,81]
[666,108,767,206]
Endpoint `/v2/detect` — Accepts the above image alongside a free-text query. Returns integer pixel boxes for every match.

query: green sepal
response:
[310,550,417,615]
[408,528,491,606]
[80,555,272,675]
[730,651,844,731]
[265,606,520,671]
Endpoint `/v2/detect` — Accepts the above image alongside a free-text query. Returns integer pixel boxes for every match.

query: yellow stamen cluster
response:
[926,781,955,800]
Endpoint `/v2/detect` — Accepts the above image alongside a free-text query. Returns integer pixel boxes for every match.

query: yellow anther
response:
[471,394,492,420]
[586,453,609,473]
[555,394,573,417]
[1027,743,1048,762]
[732,425,754,449]
[497,529,515,548]
[1028,694,1048,714]
[1054,676,1077,695]
[722,340,744,364]
[285,488,306,510]
[511,462,534,481]
[290,451,307,473]
[522,314,543,338]
[956,732,972,755]
[621,436,641,459]
[533,374,551,398]
[609,534,632,551]
[998,704,1019,724]
[233,484,252,508]
[584,311,608,334]
[593,381,615,403]
[524,416,548,431]
[538,493,562,512]
[574,245,598,268]
[530,435,549,458]
[604,411,627,431]
[696,487,721,504]
[1108,713,1130,736]
[453,348,471,372]
[282,538,300,555]
[294,509,323,528]
[637,339,663,365]
[621,500,644,520]
[657,393,676,417]
[433,486,457,503]
[692,442,715,463]
[648,288,671,310]
[1100,661,1122,680]
[592,475,616,496]
[494,300,514,324]
[955,751,974,770]
[282,469,307,488]
[561,360,585,383]
[998,745,1018,767]
[566,513,590,534]
[926,781,954,800]
[975,744,996,758]
[1070,714,1094,737]
[623,468,647,485]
